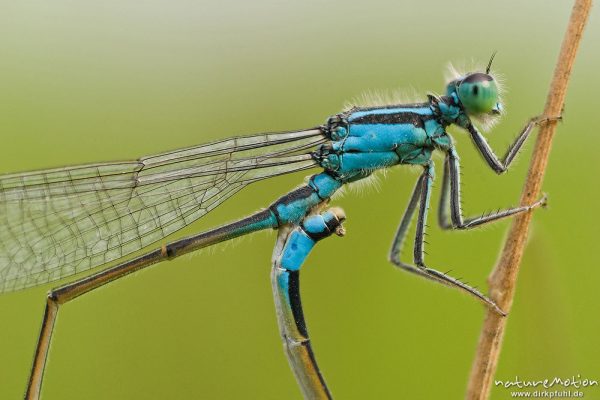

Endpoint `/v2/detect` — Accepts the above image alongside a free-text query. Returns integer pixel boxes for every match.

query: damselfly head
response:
[445,54,504,130]
[456,72,501,115]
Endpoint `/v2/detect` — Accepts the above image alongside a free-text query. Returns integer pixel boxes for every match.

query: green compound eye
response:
[457,73,499,114]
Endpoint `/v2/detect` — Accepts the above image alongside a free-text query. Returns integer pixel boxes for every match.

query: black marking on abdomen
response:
[287,270,308,338]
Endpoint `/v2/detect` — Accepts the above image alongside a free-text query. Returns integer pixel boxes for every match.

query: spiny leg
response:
[271,208,346,400]
[388,161,505,315]
[25,210,278,400]
[438,149,547,230]
[390,174,422,258]
[437,154,453,230]
[467,115,562,173]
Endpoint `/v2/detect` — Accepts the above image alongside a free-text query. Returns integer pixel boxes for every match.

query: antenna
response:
[486,51,497,74]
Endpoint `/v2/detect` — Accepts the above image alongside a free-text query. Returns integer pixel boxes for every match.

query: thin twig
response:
[465,1,593,399]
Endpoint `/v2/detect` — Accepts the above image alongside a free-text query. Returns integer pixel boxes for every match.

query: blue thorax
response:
[313,95,471,181]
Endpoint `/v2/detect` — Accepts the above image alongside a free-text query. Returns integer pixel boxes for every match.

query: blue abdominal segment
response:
[275,209,343,310]
[280,232,315,272]
[279,210,342,272]
[269,174,343,225]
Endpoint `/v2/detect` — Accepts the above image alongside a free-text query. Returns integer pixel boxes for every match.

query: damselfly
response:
[0,56,559,399]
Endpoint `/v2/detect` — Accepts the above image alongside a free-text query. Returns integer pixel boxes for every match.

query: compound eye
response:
[457,73,499,115]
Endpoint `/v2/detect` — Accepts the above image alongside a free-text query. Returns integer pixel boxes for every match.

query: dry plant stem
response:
[465,1,592,399]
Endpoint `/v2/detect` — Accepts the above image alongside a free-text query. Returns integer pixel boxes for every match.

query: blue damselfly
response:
[0,51,561,398]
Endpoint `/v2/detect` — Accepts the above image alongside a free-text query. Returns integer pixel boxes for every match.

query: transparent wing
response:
[0,128,326,293]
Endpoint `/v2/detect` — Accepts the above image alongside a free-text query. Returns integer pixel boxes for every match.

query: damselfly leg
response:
[389,115,560,314]
[437,149,547,231]
[388,162,506,315]
[466,115,562,174]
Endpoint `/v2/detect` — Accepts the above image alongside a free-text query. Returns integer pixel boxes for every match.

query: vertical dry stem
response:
[465,1,592,399]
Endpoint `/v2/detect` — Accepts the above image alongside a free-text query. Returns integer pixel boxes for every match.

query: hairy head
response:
[445,55,505,129]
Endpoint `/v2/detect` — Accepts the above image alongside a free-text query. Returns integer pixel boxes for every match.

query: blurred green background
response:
[0,1,598,399]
